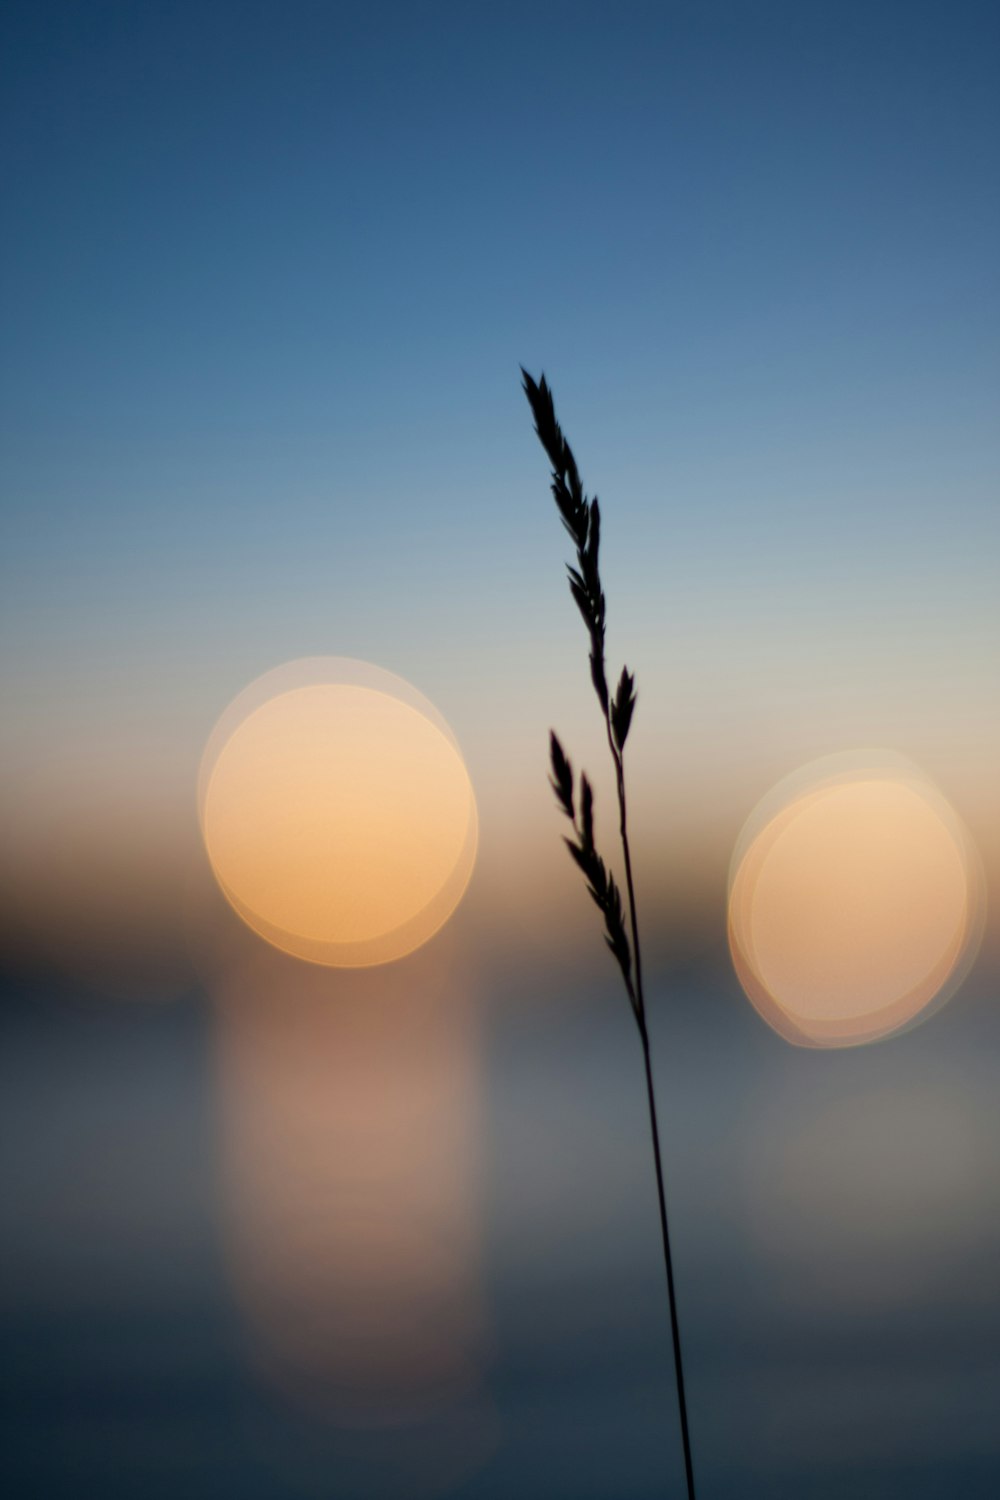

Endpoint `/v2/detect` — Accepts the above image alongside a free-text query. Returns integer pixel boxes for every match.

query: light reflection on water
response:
[211,942,488,1414]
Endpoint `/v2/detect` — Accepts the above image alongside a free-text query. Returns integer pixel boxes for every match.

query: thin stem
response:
[604,721,644,1017]
[639,1014,697,1500]
[605,713,696,1500]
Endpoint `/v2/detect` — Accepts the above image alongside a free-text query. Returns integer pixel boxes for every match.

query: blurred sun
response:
[728,752,985,1047]
[199,659,477,966]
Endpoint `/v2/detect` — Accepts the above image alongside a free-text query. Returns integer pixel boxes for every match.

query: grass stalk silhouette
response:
[522,369,697,1500]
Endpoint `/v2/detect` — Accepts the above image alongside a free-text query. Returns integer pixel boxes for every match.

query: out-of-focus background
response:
[2,3,998,1496]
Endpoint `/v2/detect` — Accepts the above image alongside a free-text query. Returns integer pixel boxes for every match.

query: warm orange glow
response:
[199,660,477,966]
[728,753,985,1047]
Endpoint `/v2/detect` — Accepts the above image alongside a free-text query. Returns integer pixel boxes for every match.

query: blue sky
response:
[2,0,998,875]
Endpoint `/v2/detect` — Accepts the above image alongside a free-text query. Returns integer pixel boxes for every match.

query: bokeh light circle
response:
[728,752,985,1048]
[198,659,477,966]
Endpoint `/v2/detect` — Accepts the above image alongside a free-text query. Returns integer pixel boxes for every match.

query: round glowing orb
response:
[199,659,477,966]
[728,752,985,1048]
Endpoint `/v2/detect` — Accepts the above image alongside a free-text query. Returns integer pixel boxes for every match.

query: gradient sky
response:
[3,0,999,973]
[3,4,997,684]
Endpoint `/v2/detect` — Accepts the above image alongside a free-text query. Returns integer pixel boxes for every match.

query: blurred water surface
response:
[2,940,998,1498]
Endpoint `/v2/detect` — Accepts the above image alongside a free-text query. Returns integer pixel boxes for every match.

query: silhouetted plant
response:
[522,369,697,1500]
